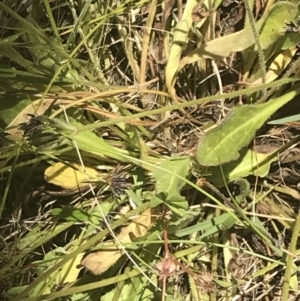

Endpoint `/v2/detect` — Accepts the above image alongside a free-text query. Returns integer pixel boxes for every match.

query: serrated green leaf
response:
[196,87,300,166]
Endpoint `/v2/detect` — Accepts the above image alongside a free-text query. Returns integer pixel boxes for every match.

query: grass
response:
[1,0,300,300]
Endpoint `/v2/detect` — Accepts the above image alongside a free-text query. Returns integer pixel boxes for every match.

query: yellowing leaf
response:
[81,249,122,276]
[290,274,298,290]
[81,208,152,275]
[251,47,297,84]
[44,162,98,189]
[59,253,84,283]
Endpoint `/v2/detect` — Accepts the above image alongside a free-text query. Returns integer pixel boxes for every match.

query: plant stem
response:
[281,211,300,300]
[244,0,266,93]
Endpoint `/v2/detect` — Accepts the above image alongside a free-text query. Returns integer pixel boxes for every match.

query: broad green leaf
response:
[196,87,300,166]
[150,193,188,214]
[257,2,298,55]
[149,194,164,208]
[282,32,300,50]
[154,156,190,200]
[205,148,278,186]
[167,196,189,214]
[152,156,190,212]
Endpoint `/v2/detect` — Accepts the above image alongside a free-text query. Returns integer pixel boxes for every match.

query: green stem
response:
[244,0,266,91]
[0,145,20,218]
[281,211,300,300]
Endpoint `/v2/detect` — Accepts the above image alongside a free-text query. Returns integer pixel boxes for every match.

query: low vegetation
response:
[1,0,300,300]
